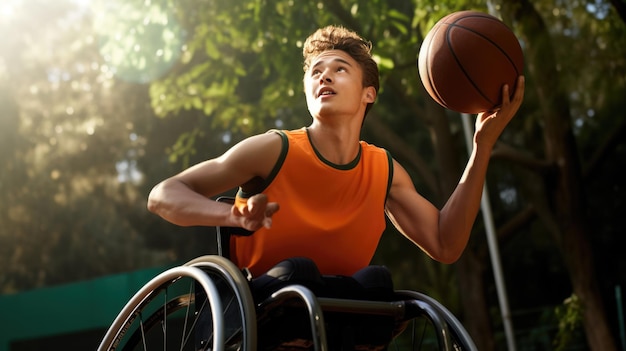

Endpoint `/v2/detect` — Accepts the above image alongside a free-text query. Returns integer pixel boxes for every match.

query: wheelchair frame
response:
[97,198,478,351]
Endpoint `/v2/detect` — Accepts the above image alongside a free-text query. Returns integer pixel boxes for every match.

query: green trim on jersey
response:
[237,130,289,199]
[305,127,362,170]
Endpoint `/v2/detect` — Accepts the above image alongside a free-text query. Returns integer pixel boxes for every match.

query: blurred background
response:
[0,0,625,350]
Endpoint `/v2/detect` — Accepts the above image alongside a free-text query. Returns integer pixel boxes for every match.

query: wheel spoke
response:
[161,290,167,350]
[179,283,194,351]
[136,312,147,351]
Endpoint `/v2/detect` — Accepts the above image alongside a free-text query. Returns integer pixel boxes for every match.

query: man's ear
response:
[364,86,376,103]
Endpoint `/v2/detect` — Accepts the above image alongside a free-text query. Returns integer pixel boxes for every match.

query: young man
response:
[148,25,524,282]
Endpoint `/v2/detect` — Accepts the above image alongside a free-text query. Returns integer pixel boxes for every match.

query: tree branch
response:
[496,205,536,245]
[491,142,556,174]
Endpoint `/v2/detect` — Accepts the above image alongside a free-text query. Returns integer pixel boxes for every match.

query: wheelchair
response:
[97,198,478,351]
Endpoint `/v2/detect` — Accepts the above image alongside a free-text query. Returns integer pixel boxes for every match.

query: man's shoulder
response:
[359,140,389,157]
[270,127,306,137]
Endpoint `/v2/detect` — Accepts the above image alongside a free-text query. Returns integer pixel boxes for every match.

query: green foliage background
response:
[1,0,625,349]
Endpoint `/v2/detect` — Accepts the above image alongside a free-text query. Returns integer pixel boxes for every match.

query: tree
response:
[0,0,187,292]
[495,0,624,349]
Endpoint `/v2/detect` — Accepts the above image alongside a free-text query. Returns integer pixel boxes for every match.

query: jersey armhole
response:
[237,130,289,199]
[385,149,394,201]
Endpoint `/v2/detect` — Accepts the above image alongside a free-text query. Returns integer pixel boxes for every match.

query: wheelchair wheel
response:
[97,256,256,351]
[392,290,478,351]
[185,255,257,351]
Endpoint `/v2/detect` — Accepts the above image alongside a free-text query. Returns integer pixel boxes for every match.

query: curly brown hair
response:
[303,25,379,117]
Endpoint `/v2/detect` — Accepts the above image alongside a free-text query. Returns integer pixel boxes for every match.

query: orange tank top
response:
[232,128,393,277]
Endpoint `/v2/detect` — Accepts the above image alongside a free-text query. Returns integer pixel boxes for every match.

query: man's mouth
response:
[318,88,336,98]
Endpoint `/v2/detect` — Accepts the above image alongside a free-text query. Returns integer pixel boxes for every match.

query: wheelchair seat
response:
[247,257,400,351]
[212,197,403,350]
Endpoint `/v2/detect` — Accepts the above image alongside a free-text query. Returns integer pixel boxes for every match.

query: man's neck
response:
[306,121,362,165]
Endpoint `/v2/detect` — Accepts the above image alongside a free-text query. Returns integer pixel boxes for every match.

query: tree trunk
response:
[457,250,495,351]
[501,1,618,349]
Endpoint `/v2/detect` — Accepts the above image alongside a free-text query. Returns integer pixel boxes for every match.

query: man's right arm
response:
[147,132,283,228]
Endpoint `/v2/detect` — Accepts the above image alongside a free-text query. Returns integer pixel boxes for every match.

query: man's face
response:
[304,50,373,120]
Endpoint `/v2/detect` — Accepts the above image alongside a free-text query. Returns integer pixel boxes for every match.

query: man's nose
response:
[319,70,332,83]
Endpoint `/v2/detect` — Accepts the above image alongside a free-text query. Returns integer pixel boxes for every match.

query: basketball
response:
[417,11,524,114]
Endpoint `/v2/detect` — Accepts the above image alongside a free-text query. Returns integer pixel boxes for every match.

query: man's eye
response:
[337,67,346,72]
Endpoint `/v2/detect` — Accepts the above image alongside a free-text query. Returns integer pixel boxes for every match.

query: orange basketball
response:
[418,11,524,114]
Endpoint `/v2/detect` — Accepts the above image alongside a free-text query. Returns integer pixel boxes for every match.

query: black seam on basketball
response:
[450,20,521,76]
[425,23,449,109]
[444,18,520,107]
[444,25,493,107]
